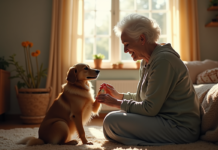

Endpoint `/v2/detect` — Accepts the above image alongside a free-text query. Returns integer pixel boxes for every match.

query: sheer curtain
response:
[46,0,84,108]
[170,0,200,61]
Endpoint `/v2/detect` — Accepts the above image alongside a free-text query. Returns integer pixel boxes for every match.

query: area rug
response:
[0,126,217,150]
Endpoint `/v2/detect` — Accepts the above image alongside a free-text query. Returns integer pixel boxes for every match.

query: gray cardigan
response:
[121,44,200,135]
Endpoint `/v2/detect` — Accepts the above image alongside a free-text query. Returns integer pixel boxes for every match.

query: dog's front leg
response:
[72,113,93,145]
[92,100,101,114]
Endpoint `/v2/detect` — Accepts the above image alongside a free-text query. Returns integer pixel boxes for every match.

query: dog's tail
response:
[17,137,44,146]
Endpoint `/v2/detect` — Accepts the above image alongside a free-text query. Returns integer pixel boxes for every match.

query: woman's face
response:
[121,32,146,61]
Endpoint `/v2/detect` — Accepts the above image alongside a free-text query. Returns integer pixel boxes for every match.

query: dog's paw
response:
[65,140,78,145]
[84,141,93,145]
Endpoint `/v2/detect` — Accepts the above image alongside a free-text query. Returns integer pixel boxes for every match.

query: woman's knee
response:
[103,112,123,140]
[103,111,122,127]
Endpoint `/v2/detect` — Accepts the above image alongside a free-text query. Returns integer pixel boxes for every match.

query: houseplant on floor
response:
[8,41,52,124]
[0,56,10,119]
[93,53,105,69]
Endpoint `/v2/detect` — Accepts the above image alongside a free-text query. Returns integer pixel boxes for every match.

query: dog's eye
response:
[84,67,88,70]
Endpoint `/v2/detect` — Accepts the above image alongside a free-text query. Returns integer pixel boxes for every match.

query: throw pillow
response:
[197,68,218,84]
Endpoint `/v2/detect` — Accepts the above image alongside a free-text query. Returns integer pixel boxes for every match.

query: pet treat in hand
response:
[97,83,107,95]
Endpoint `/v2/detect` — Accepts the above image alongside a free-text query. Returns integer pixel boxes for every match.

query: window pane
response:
[96,0,111,10]
[120,12,133,21]
[120,42,132,61]
[138,12,149,18]
[84,0,95,10]
[158,37,167,43]
[96,12,110,35]
[152,13,167,35]
[85,38,94,60]
[120,12,149,21]
[96,37,109,60]
[152,0,167,10]
[119,0,134,10]
[137,0,149,10]
[84,11,95,35]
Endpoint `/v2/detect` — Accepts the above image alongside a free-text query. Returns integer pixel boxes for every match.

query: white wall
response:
[0,0,52,114]
[0,0,217,114]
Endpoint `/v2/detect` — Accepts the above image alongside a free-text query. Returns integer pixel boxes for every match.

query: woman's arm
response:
[121,59,177,116]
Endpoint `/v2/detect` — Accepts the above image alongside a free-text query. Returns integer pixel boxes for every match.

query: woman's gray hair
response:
[114,14,161,43]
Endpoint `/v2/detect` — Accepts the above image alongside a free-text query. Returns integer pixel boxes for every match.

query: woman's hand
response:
[96,94,122,109]
[104,84,124,100]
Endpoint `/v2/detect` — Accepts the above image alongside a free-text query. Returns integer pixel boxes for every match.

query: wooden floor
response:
[0,115,104,130]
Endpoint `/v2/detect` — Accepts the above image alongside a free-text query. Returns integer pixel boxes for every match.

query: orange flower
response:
[26,41,30,45]
[31,52,37,57]
[29,42,33,47]
[35,50,41,56]
[22,41,28,47]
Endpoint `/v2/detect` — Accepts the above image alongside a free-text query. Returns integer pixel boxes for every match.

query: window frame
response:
[83,0,170,69]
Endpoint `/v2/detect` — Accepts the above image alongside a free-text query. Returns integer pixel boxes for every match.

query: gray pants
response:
[103,111,199,146]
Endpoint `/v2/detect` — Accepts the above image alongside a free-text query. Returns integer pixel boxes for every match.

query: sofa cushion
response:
[184,59,218,84]
[197,68,218,84]
[200,83,218,142]
[194,84,215,104]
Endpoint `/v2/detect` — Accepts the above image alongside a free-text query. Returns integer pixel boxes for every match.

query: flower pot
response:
[94,59,102,69]
[118,64,123,69]
[136,62,140,69]
[15,86,52,124]
[112,64,118,69]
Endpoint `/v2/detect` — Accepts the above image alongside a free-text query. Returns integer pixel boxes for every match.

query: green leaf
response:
[17,81,26,89]
[10,75,19,79]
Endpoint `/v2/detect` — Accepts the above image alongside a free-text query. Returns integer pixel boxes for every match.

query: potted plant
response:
[0,56,10,117]
[112,63,118,69]
[118,62,124,69]
[93,53,105,69]
[8,41,52,124]
[136,60,141,69]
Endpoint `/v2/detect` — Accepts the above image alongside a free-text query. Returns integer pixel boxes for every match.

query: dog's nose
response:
[95,70,100,74]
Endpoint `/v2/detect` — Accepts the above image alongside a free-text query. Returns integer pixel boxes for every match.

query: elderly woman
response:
[96,14,200,146]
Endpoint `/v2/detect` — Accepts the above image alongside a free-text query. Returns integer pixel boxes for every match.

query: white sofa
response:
[184,59,218,143]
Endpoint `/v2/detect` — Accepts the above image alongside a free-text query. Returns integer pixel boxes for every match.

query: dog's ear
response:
[66,67,77,84]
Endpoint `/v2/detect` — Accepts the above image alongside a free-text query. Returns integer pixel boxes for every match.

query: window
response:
[84,0,170,68]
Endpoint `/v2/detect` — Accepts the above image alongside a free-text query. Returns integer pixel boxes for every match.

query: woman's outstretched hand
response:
[96,94,122,109]
[104,84,124,100]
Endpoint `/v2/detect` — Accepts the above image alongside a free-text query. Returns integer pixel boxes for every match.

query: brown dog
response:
[17,63,101,146]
